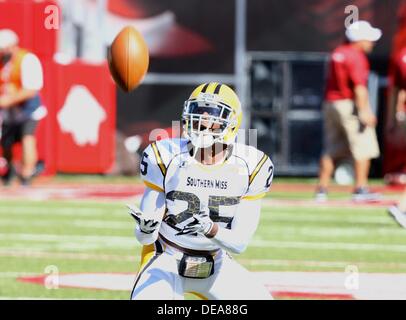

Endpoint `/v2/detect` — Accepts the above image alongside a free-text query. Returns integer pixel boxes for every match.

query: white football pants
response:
[131,239,272,300]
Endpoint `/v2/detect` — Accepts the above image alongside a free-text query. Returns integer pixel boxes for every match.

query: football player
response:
[129,83,274,300]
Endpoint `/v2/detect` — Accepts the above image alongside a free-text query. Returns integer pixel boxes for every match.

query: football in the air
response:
[108,26,149,92]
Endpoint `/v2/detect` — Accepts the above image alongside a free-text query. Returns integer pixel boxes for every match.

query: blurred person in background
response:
[315,21,382,202]
[0,29,45,186]
[388,45,406,228]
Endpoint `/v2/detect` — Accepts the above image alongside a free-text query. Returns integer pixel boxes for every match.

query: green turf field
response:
[0,178,405,300]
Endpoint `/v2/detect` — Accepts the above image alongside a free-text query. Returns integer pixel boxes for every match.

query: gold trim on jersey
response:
[249,154,268,185]
[241,193,267,201]
[139,244,156,271]
[188,291,209,300]
[143,180,165,193]
[151,142,167,177]
[132,241,164,298]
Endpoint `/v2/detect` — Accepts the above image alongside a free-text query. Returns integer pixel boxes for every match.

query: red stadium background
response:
[0,0,116,175]
[0,0,405,178]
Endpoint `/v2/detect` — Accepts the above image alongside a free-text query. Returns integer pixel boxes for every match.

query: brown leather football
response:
[108,26,149,92]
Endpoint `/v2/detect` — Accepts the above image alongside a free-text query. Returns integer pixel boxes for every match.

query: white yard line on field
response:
[1,248,406,271]
[0,242,136,252]
[1,233,406,252]
[0,249,139,262]
[259,226,406,237]
[0,218,132,230]
[238,259,406,269]
[250,239,406,252]
[263,199,397,209]
[0,207,126,217]
[262,213,393,224]
[0,210,394,225]
[262,202,382,211]
[1,218,403,236]
[0,233,135,244]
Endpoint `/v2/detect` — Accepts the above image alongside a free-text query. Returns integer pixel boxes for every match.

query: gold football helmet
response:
[182,82,242,148]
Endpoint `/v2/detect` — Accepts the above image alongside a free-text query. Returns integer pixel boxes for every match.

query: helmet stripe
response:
[213,84,222,95]
[200,83,210,93]
[210,82,219,94]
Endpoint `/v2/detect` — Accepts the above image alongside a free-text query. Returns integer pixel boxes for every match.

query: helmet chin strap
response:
[190,133,215,149]
[188,133,223,163]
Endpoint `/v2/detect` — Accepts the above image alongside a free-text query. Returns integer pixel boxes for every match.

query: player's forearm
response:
[133,187,165,246]
[210,226,249,254]
[140,187,166,219]
[135,225,160,245]
[209,199,262,254]
[354,85,370,111]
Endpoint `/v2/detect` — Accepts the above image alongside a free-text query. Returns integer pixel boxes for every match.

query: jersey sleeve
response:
[346,51,369,87]
[242,152,274,200]
[139,142,168,193]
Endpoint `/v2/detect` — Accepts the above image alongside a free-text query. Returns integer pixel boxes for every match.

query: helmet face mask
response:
[182,83,242,150]
[182,100,235,149]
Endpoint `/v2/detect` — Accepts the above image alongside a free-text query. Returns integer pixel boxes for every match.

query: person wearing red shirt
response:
[390,47,406,123]
[316,21,382,202]
[388,47,406,228]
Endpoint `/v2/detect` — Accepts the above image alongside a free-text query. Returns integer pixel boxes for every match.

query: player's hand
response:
[127,204,160,234]
[359,109,377,127]
[176,212,214,236]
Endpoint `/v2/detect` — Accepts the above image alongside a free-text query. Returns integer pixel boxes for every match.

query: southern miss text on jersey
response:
[140,138,274,251]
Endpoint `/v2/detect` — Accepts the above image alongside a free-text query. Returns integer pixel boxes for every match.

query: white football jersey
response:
[140,138,274,251]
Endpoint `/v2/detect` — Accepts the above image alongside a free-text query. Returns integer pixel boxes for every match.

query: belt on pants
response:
[158,233,219,256]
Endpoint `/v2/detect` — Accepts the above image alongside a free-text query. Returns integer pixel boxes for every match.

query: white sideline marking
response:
[260,272,406,300]
[14,272,406,300]
[1,233,406,252]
